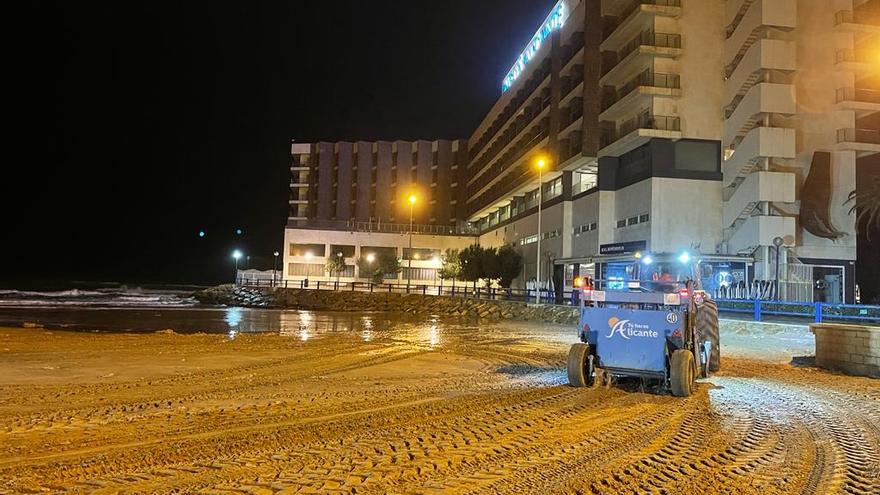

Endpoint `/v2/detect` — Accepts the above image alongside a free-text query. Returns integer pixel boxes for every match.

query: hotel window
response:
[520,234,538,246]
[627,216,638,226]
[616,219,626,228]
[639,214,650,223]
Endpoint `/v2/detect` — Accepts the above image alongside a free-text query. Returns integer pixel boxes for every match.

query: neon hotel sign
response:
[501,1,568,92]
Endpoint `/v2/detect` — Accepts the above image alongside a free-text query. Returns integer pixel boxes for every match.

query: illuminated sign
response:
[501,1,568,92]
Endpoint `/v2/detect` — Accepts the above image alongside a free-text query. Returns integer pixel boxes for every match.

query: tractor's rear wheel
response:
[670,349,695,397]
[567,343,594,387]
[696,298,721,372]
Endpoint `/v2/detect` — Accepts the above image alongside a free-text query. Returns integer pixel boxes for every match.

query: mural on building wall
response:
[800,151,846,240]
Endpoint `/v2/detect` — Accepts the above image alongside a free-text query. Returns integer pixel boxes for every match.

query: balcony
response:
[600,71,680,122]
[468,104,551,187]
[835,49,878,73]
[601,32,682,86]
[468,126,550,199]
[724,0,796,78]
[727,215,795,255]
[834,88,880,117]
[299,219,479,237]
[834,10,880,34]
[599,114,681,157]
[724,39,796,110]
[469,91,551,175]
[601,0,682,53]
[723,171,795,229]
[723,83,796,148]
[835,128,880,156]
[722,126,796,188]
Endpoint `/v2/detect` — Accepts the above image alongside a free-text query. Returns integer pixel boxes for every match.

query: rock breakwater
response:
[194,285,578,324]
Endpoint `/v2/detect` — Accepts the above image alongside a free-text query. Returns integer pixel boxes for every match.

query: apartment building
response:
[283,0,878,303]
[721,0,880,302]
[469,0,733,296]
[465,0,878,303]
[284,140,476,284]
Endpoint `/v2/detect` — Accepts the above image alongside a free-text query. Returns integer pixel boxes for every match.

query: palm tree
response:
[846,173,880,241]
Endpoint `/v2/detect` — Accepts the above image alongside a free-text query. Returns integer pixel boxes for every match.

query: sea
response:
[0,284,453,337]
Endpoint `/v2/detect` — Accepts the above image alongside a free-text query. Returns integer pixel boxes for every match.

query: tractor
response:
[566,252,720,397]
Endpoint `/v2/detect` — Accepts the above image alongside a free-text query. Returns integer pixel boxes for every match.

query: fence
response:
[238,277,566,304]
[236,278,880,324]
[713,298,880,324]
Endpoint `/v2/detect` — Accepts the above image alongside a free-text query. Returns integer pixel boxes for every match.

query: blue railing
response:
[714,298,880,324]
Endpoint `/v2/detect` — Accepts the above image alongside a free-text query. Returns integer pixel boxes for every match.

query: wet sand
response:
[0,321,878,494]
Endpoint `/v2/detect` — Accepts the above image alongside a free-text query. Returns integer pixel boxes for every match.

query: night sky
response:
[6,0,557,287]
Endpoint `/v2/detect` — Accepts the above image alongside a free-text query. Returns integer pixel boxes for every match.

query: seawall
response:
[195,285,579,324]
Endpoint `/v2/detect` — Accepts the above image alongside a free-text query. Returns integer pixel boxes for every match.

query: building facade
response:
[284,140,476,285]
[283,0,879,303]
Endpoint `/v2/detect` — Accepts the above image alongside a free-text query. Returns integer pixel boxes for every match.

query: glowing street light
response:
[273,250,280,286]
[366,253,376,263]
[232,250,243,284]
[534,156,547,304]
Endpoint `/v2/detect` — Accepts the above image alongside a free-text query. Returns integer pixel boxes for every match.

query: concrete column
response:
[582,0,602,156]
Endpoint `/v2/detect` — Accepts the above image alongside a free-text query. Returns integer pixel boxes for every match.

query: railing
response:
[236,278,880,325]
[837,128,880,145]
[604,114,680,145]
[616,31,682,65]
[835,87,880,104]
[610,0,682,34]
[835,48,873,64]
[602,71,680,111]
[295,219,479,236]
[715,298,880,324]
[834,9,879,26]
[239,278,571,304]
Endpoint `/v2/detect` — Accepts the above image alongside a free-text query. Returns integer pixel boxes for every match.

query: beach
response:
[1,315,877,494]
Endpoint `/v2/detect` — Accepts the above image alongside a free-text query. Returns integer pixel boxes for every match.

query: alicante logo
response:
[606,316,659,340]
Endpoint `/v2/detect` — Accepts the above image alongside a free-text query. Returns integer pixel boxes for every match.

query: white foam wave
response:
[0,288,198,308]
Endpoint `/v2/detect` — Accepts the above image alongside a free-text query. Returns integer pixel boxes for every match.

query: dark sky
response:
[6,0,557,287]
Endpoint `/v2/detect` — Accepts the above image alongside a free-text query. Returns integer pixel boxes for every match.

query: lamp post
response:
[535,157,546,304]
[273,250,279,286]
[232,250,242,284]
[365,252,376,284]
[304,251,313,287]
[433,255,440,293]
[336,252,343,286]
[773,236,784,301]
[407,194,417,292]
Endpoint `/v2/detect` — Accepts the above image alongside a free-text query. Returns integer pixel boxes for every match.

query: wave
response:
[0,289,104,298]
[0,287,198,308]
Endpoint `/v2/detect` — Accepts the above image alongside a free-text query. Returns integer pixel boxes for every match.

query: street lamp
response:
[304,251,313,286]
[273,250,280,286]
[407,193,417,291]
[336,251,343,285]
[232,250,242,284]
[773,236,784,300]
[534,157,547,304]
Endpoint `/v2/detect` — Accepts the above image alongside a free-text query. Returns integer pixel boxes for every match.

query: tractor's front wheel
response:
[567,343,594,387]
[670,349,695,397]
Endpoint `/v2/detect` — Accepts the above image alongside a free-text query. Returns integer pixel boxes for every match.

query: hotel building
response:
[283,141,477,284]
[283,0,879,303]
